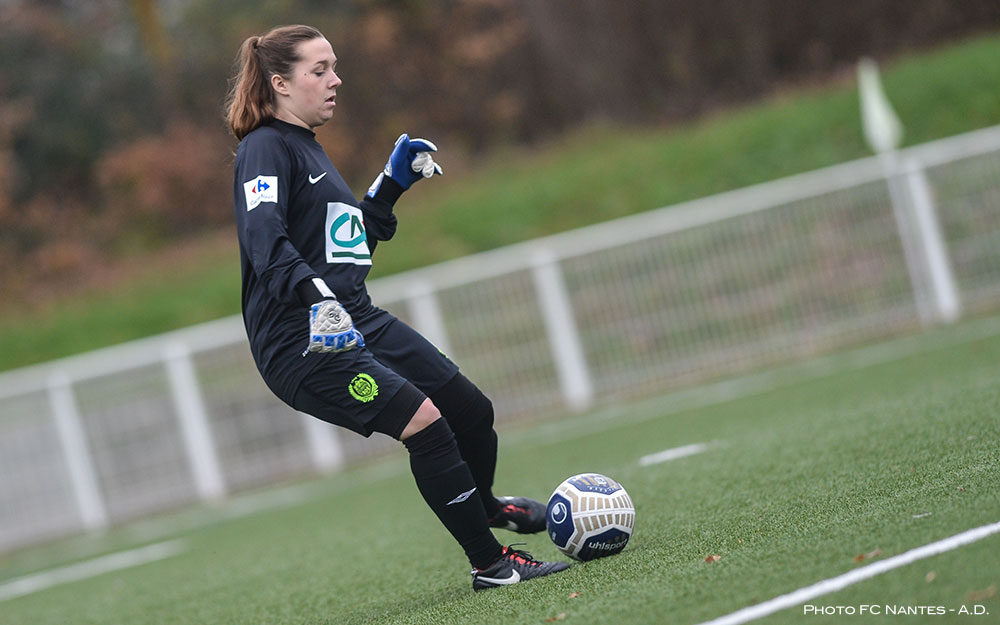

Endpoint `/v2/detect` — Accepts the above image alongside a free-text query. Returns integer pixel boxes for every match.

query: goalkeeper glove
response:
[308,299,365,353]
[366,133,442,198]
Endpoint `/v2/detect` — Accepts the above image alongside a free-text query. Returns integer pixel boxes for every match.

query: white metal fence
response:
[2,125,1000,554]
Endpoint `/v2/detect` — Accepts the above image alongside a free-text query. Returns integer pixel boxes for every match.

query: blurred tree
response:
[129,0,173,68]
[0,2,168,202]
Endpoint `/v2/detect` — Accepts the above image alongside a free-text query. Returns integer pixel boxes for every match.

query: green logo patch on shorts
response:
[348,373,379,403]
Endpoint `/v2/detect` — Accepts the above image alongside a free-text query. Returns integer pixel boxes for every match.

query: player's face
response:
[272,37,341,129]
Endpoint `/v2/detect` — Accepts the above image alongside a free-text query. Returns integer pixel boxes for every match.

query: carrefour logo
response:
[243,175,278,211]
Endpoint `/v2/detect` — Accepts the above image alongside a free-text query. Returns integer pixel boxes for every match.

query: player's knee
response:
[462,391,494,434]
[430,373,494,435]
[399,398,442,440]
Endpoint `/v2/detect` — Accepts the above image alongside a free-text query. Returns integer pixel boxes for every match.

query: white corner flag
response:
[858,57,903,154]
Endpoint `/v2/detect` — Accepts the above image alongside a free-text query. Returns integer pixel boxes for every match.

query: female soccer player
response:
[224,24,569,591]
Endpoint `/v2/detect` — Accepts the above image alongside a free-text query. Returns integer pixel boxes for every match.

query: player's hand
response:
[308,300,365,353]
[410,148,442,180]
[366,133,442,197]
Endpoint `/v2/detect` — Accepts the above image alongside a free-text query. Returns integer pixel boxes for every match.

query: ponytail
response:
[224,25,325,140]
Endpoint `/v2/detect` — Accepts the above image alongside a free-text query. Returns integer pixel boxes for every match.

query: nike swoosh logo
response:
[308,172,327,184]
[446,487,477,506]
[476,570,520,585]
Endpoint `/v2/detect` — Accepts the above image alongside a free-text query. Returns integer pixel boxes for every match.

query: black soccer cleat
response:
[472,545,570,591]
[488,496,547,534]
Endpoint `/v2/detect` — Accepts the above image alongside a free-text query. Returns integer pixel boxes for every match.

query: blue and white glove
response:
[366,133,442,198]
[308,300,365,353]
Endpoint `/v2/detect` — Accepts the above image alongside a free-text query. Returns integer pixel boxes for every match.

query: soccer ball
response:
[546,473,635,561]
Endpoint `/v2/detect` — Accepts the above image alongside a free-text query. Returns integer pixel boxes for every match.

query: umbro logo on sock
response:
[446,487,477,506]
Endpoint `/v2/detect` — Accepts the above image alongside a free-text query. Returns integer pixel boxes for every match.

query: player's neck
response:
[273,109,314,132]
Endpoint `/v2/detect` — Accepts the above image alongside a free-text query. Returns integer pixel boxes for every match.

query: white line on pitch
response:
[0,539,186,602]
[693,520,1000,625]
[639,441,718,466]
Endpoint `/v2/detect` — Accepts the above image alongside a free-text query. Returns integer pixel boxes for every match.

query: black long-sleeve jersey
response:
[233,119,403,400]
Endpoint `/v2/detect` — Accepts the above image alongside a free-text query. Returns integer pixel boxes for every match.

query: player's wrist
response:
[368,174,404,205]
[295,277,337,308]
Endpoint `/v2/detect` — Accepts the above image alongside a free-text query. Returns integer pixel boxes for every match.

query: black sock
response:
[403,418,503,569]
[456,427,500,517]
[430,374,502,518]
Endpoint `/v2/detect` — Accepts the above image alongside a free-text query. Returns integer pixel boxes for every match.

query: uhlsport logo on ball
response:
[546,473,634,561]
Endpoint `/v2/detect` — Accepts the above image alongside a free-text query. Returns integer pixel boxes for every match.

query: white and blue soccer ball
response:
[546,473,635,561]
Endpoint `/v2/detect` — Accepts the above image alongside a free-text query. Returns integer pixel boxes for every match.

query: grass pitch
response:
[2,316,999,624]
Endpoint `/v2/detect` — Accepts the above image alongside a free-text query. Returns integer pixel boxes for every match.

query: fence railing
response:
[2,124,1000,554]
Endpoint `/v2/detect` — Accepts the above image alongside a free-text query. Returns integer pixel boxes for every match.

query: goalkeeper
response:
[225,25,569,591]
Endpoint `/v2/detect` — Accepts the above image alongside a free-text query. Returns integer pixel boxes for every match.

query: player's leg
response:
[381,398,570,591]
[292,352,501,570]
[383,397,505,572]
[429,373,547,534]
[360,311,547,533]
[427,373,500,516]
[356,312,497,498]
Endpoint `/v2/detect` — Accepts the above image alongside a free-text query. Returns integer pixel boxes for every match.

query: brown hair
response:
[224,25,325,140]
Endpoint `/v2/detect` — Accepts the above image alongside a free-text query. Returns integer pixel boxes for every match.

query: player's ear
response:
[270,73,290,97]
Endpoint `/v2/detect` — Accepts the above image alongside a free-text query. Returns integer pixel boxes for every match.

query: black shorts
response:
[291,308,460,439]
